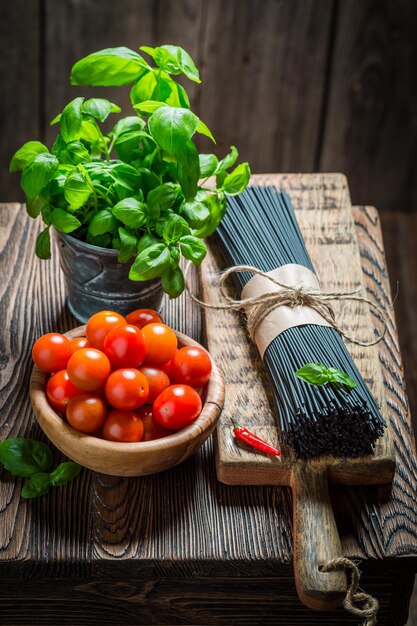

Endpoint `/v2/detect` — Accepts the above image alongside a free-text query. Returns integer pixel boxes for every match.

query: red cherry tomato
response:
[142,323,177,365]
[153,384,202,430]
[46,370,83,413]
[32,333,72,373]
[69,336,89,354]
[137,406,174,441]
[105,368,149,410]
[171,346,212,388]
[125,308,163,329]
[86,310,126,350]
[138,366,170,404]
[66,393,107,433]
[103,324,147,369]
[102,410,144,442]
[159,355,175,377]
[67,348,111,391]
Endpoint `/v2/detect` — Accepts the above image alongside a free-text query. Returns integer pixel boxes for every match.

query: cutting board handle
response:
[291,462,347,611]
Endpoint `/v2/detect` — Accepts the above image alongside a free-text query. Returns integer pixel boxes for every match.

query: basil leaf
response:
[52,208,81,234]
[118,227,138,263]
[196,120,215,143]
[179,235,207,265]
[86,232,111,248]
[148,106,199,155]
[0,438,53,477]
[199,154,219,178]
[10,141,49,173]
[296,363,332,386]
[112,198,146,228]
[137,233,160,255]
[64,169,91,209]
[133,100,164,114]
[129,243,170,280]
[82,98,121,122]
[176,140,200,200]
[57,140,90,165]
[216,146,239,174]
[109,163,141,191]
[111,116,146,141]
[60,97,84,143]
[26,193,49,219]
[193,193,226,238]
[163,215,190,244]
[21,153,59,198]
[71,47,149,86]
[147,183,178,214]
[141,45,200,83]
[35,227,51,259]
[327,368,357,389]
[21,473,50,499]
[130,71,158,105]
[161,265,185,298]
[180,200,210,228]
[49,462,81,487]
[88,209,117,236]
[223,162,251,195]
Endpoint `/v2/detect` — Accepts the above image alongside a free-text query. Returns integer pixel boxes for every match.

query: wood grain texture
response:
[0,200,417,625]
[320,0,417,211]
[30,327,224,477]
[201,173,394,485]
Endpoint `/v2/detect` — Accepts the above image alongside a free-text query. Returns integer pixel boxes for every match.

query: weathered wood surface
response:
[5,0,417,213]
[201,173,394,485]
[0,200,417,624]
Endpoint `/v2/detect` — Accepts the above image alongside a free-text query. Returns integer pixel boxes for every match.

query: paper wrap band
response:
[241,264,332,357]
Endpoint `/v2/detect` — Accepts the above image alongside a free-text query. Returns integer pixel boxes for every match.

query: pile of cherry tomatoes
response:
[32,309,212,443]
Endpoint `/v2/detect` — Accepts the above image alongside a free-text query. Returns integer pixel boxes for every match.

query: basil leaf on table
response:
[52,208,81,234]
[0,438,53,477]
[296,363,357,390]
[21,473,51,499]
[71,47,149,86]
[49,462,82,487]
[21,153,59,198]
[129,243,170,281]
[10,141,49,173]
[60,97,84,143]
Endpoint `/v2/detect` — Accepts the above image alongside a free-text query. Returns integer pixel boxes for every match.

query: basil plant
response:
[10,45,250,297]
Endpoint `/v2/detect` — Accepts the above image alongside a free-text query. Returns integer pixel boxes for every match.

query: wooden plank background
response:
[1,0,417,211]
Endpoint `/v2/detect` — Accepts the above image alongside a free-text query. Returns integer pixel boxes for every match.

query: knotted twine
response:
[321,558,379,625]
[184,262,387,347]
[185,261,384,623]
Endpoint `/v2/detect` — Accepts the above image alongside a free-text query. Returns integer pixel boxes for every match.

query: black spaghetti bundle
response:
[215,186,385,459]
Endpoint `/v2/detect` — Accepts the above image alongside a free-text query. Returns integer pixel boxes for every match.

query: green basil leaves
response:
[295,363,357,390]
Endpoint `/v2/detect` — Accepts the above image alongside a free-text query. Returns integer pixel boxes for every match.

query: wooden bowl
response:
[29,326,224,477]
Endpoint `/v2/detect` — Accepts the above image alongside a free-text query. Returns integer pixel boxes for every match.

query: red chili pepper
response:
[231,419,281,457]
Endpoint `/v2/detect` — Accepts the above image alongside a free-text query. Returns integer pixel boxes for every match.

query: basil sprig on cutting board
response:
[295,363,357,390]
[0,438,81,499]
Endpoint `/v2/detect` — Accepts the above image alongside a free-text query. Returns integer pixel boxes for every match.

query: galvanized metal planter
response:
[55,230,164,323]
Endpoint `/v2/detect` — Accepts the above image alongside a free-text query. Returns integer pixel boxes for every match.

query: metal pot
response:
[55,230,164,323]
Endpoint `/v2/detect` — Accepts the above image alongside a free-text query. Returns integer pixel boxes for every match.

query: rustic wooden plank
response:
[201,174,393,485]
[197,0,335,171]
[0,1,41,201]
[320,0,417,212]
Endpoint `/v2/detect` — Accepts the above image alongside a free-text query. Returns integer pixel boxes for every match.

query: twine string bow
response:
[185,263,387,347]
[321,557,379,626]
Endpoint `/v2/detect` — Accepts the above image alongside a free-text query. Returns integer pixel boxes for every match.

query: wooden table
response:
[1,203,417,625]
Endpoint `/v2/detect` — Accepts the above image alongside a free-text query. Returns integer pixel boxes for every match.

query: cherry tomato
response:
[137,406,174,441]
[153,384,202,430]
[103,324,147,369]
[69,336,88,354]
[159,356,175,377]
[171,346,212,388]
[32,333,72,373]
[67,347,111,391]
[66,393,107,433]
[105,368,149,410]
[138,366,170,404]
[46,370,83,413]
[142,323,177,365]
[102,410,144,442]
[86,310,126,350]
[125,308,163,329]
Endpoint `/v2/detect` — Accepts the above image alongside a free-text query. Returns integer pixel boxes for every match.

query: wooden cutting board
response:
[198,173,396,611]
